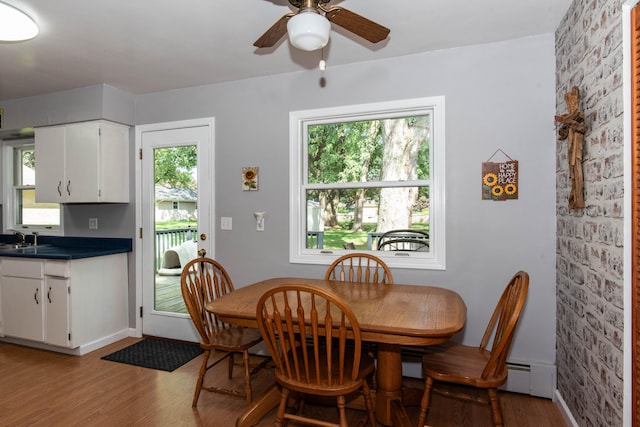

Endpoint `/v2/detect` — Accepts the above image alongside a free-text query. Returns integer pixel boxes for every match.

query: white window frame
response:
[2,139,63,235]
[289,96,446,270]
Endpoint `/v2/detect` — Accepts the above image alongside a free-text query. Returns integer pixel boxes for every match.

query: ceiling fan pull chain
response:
[319,47,326,71]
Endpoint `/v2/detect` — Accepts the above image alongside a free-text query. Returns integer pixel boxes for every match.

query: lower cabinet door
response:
[0,277,45,342]
[45,277,70,347]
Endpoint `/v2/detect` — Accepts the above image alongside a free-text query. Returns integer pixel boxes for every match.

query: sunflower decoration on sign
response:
[242,167,259,191]
[482,151,518,201]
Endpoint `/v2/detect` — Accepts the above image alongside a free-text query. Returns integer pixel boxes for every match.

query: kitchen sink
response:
[0,243,51,251]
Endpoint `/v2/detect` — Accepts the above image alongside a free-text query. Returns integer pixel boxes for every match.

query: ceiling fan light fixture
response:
[287,10,330,51]
[0,1,38,42]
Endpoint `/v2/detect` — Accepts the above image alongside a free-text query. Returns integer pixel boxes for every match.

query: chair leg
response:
[362,380,376,427]
[227,352,235,379]
[366,343,378,390]
[337,395,348,427]
[276,387,291,427]
[242,350,252,404]
[192,349,211,407]
[487,388,504,427]
[417,376,435,427]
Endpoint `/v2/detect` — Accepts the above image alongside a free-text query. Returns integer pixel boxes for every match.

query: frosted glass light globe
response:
[287,11,330,51]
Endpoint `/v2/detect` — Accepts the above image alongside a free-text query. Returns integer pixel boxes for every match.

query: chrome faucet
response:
[13,231,26,244]
[32,232,39,246]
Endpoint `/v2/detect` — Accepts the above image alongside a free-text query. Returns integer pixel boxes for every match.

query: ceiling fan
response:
[254,0,390,52]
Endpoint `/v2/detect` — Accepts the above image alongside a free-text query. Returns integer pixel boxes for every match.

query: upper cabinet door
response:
[35,120,130,203]
[64,122,101,203]
[34,125,66,202]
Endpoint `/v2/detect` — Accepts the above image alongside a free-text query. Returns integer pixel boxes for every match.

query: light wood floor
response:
[0,337,568,427]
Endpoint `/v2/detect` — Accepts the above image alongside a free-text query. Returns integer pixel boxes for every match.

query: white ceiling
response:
[0,0,572,102]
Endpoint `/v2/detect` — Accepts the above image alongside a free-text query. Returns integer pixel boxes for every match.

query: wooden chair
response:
[324,253,393,284]
[375,229,429,251]
[377,237,429,252]
[180,257,269,406]
[417,271,530,427]
[325,253,392,389]
[256,284,377,427]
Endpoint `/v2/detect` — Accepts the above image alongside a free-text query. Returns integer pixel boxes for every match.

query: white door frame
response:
[133,117,215,338]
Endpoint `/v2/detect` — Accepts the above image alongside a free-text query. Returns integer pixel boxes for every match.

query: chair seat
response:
[203,325,263,352]
[422,341,507,389]
[276,349,376,397]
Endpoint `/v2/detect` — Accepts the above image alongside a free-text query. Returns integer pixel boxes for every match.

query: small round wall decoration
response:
[242,167,259,191]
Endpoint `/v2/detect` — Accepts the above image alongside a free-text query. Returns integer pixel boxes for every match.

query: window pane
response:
[17,189,60,226]
[20,148,36,186]
[307,115,431,185]
[305,186,430,250]
[13,146,35,186]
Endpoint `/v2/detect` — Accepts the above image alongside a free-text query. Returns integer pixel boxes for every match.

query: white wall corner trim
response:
[555,389,580,427]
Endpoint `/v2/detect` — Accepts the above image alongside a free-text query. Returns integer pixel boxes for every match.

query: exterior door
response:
[136,118,214,341]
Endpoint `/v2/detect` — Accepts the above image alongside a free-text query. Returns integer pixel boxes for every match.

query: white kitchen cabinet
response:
[35,120,130,203]
[0,254,128,354]
[44,275,70,347]
[1,277,45,342]
[0,259,45,342]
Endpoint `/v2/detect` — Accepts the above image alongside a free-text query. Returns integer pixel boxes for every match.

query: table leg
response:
[235,383,281,427]
[375,343,405,426]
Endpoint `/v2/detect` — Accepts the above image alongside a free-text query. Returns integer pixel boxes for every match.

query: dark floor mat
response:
[101,338,202,372]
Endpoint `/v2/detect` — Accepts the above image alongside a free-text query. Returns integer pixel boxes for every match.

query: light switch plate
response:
[89,218,98,229]
[220,217,232,230]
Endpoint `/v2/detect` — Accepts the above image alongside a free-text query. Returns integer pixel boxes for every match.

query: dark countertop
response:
[0,236,132,260]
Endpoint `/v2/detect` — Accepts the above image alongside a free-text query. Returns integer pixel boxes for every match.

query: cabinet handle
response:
[47,286,52,303]
[66,180,71,196]
[57,181,62,196]
[34,288,40,305]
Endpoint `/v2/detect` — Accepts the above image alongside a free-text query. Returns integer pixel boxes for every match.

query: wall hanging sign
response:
[242,166,259,191]
[482,149,518,201]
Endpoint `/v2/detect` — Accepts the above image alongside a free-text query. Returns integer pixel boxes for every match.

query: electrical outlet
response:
[89,218,98,229]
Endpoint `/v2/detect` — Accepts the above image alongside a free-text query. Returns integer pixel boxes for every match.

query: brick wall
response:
[555,0,625,425]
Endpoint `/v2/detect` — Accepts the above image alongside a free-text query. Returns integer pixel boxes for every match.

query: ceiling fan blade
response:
[254,13,295,48]
[325,6,390,44]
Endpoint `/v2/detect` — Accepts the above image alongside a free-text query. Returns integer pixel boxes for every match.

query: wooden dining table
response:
[205,277,466,427]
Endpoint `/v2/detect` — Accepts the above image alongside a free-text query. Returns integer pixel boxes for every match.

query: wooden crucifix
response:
[555,86,587,209]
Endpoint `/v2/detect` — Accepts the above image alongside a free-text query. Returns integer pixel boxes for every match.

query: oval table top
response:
[206,277,467,346]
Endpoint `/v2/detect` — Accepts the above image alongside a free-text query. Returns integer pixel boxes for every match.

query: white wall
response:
[135,34,558,372]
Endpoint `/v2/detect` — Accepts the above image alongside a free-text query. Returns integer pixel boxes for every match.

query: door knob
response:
[200,233,207,241]
[198,248,207,257]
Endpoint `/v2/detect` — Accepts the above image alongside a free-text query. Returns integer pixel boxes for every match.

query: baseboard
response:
[554,389,579,427]
[128,327,142,338]
[0,328,131,356]
[76,329,131,355]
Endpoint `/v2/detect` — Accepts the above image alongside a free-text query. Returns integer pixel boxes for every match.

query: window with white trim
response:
[289,97,445,270]
[2,139,62,235]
